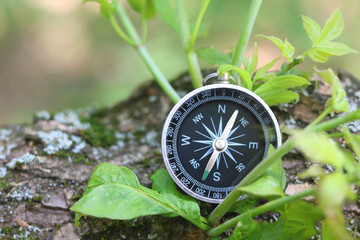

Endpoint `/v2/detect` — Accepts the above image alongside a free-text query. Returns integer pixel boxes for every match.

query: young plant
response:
[72,2,359,239]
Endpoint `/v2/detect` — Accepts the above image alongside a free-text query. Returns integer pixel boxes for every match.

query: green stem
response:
[114,2,180,103]
[188,0,210,51]
[310,108,360,132]
[207,188,316,237]
[186,52,203,88]
[176,0,203,89]
[328,132,344,138]
[207,108,360,226]
[208,139,294,226]
[109,16,136,46]
[232,0,262,67]
[307,107,332,128]
[276,56,304,76]
[137,46,181,103]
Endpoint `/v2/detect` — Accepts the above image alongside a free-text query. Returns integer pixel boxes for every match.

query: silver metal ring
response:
[202,72,239,85]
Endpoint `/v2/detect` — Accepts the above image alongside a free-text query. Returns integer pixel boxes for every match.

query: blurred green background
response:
[0,0,359,125]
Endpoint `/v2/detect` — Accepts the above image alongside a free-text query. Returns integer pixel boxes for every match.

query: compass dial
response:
[162,84,281,203]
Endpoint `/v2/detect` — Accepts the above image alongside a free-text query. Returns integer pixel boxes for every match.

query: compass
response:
[161,80,281,203]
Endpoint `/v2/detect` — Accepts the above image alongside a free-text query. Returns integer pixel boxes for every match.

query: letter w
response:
[181,135,190,146]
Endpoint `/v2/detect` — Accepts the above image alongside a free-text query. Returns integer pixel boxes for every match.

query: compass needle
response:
[202,110,239,181]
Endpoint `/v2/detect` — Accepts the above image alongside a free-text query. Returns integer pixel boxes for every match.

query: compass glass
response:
[162,84,281,203]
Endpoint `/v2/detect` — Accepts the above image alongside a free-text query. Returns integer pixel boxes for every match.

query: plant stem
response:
[207,188,316,237]
[137,46,181,103]
[208,139,294,226]
[114,2,180,103]
[207,108,360,226]
[189,0,210,51]
[310,108,360,132]
[276,56,304,76]
[232,0,262,68]
[328,132,344,138]
[109,16,136,46]
[176,0,203,89]
[307,107,332,128]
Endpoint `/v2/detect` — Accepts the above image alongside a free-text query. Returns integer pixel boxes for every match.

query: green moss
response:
[0,226,37,240]
[79,108,117,148]
[0,180,9,190]
[33,195,43,202]
[71,194,82,201]
[80,128,117,148]
[53,150,88,164]
[54,223,61,230]
[142,158,151,167]
[153,149,161,156]
[133,128,147,140]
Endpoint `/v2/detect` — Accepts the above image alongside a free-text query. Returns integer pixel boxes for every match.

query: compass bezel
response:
[161,84,281,203]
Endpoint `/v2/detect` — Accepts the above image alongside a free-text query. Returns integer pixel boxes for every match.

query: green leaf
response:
[71,163,209,230]
[307,48,332,63]
[258,35,295,62]
[230,212,263,240]
[86,162,140,191]
[284,39,295,62]
[127,0,156,19]
[243,57,252,73]
[268,146,286,190]
[84,0,117,19]
[247,42,258,75]
[319,171,348,210]
[254,75,310,106]
[231,200,323,240]
[303,9,357,63]
[301,15,321,44]
[255,90,299,106]
[229,197,258,214]
[299,164,324,179]
[151,169,204,225]
[71,183,173,219]
[320,9,343,43]
[217,64,252,90]
[197,48,232,65]
[293,132,345,168]
[282,201,323,240]
[254,57,280,81]
[153,0,180,35]
[230,212,285,240]
[316,68,349,112]
[316,42,357,56]
[238,145,285,198]
[71,163,173,220]
[318,172,354,240]
[342,126,360,160]
[238,174,285,198]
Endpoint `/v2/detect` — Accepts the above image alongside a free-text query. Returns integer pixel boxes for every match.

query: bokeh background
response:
[0,0,359,125]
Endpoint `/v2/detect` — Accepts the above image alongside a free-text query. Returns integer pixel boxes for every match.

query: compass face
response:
[161,84,281,203]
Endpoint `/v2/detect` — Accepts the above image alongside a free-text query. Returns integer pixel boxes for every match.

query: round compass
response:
[161,84,281,203]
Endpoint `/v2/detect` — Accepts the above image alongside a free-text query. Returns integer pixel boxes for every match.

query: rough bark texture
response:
[0,70,359,240]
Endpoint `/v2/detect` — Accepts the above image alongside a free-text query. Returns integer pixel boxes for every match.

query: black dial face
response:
[162,84,281,203]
